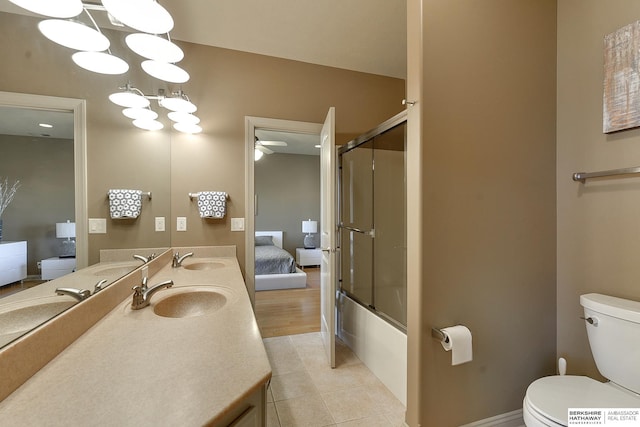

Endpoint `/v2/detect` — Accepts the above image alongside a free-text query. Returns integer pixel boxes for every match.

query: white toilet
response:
[523,293,640,426]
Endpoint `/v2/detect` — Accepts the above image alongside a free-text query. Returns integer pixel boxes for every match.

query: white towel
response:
[108,189,142,219]
[197,191,227,218]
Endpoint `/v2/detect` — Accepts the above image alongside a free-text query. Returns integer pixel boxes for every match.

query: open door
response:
[320,107,336,368]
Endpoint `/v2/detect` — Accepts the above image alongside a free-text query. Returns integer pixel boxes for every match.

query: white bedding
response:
[255,231,307,291]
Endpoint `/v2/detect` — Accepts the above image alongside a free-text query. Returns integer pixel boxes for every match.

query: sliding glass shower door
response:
[339,117,406,329]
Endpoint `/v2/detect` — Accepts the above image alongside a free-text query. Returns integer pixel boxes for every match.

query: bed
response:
[255,231,307,291]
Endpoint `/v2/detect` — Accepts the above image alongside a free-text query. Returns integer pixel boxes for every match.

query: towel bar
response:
[188,192,230,200]
[106,191,151,199]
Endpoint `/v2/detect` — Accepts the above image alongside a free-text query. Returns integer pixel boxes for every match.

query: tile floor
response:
[263,332,406,427]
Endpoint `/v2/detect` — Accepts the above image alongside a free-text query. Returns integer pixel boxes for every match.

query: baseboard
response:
[459,409,524,427]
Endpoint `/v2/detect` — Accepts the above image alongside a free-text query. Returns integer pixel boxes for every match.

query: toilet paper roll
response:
[440,325,473,366]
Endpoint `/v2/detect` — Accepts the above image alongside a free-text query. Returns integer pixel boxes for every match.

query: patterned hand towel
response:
[197,191,227,218]
[108,189,143,219]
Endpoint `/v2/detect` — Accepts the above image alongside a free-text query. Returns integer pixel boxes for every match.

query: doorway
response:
[0,91,88,269]
[244,116,323,335]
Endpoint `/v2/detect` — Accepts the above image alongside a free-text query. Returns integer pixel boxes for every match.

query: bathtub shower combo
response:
[337,111,407,404]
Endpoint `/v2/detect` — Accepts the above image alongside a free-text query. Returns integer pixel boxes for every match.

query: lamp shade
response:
[56,220,76,239]
[302,220,318,234]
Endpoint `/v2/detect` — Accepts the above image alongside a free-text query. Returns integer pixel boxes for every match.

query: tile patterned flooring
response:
[264,332,406,427]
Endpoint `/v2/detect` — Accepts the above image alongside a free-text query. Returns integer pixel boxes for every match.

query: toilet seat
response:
[523,375,640,426]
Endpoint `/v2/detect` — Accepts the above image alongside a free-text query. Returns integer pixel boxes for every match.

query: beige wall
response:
[0,135,74,274]
[408,1,557,425]
[557,0,640,378]
[0,12,405,271]
[255,153,321,255]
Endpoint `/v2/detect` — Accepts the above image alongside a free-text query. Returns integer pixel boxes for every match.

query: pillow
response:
[255,235,274,246]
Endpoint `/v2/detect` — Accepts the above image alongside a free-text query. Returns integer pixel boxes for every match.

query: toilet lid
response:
[525,376,640,426]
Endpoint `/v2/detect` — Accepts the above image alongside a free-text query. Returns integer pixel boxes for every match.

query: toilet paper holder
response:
[431,327,450,344]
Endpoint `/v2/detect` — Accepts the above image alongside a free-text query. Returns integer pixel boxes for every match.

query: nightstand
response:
[41,257,76,280]
[296,248,322,268]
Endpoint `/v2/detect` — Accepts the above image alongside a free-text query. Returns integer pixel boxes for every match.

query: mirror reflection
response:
[0,90,171,347]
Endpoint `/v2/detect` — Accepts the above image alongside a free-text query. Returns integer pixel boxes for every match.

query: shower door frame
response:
[337,110,407,331]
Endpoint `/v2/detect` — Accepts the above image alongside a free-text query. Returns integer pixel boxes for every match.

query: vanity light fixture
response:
[159,91,197,113]
[7,0,83,19]
[101,0,174,34]
[109,84,151,108]
[125,33,184,63]
[122,107,158,121]
[133,118,164,131]
[141,60,190,84]
[38,19,110,52]
[11,0,202,133]
[172,122,202,134]
[72,51,129,75]
[167,111,200,125]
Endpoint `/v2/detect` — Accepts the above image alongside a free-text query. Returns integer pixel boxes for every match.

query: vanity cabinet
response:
[0,241,27,287]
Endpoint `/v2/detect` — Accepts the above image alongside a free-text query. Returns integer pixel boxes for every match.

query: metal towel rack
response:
[188,192,229,200]
[573,166,640,183]
[106,191,151,199]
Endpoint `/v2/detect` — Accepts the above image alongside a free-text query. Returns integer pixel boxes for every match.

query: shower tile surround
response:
[0,246,274,426]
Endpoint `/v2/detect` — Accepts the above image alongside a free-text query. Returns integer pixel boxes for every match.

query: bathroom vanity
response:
[0,246,271,426]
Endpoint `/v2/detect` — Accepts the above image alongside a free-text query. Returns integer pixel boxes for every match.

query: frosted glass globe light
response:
[123,108,158,121]
[8,0,83,18]
[133,119,164,131]
[141,60,189,84]
[102,0,174,34]
[72,51,129,75]
[109,91,150,108]
[160,96,196,113]
[173,122,202,134]
[38,19,110,51]
[125,33,184,63]
[167,111,200,124]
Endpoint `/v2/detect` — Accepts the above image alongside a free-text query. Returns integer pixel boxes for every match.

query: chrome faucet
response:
[56,287,91,301]
[172,252,194,268]
[93,279,108,294]
[133,253,156,264]
[131,279,173,310]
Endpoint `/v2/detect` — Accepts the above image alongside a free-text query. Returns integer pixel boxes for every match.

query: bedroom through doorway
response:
[246,118,324,338]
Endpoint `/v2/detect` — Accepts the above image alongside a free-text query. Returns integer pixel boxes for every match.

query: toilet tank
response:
[580,293,640,394]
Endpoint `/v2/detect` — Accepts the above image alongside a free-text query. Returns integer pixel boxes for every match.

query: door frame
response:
[244,116,323,306]
[0,91,88,269]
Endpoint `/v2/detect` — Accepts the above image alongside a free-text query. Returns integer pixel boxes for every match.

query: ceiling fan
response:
[255,137,287,156]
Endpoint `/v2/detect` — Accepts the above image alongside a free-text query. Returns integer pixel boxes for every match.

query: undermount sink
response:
[0,299,76,336]
[182,262,225,271]
[153,287,231,318]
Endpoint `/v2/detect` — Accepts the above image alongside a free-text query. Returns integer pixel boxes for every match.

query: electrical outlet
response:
[37,261,41,270]
[177,217,187,231]
[155,217,165,232]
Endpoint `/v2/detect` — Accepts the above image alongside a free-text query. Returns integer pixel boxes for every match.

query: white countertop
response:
[0,256,271,426]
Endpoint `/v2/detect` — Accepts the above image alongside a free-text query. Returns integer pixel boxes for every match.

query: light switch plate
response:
[155,217,165,232]
[231,217,245,231]
[88,218,107,234]
[176,216,187,231]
